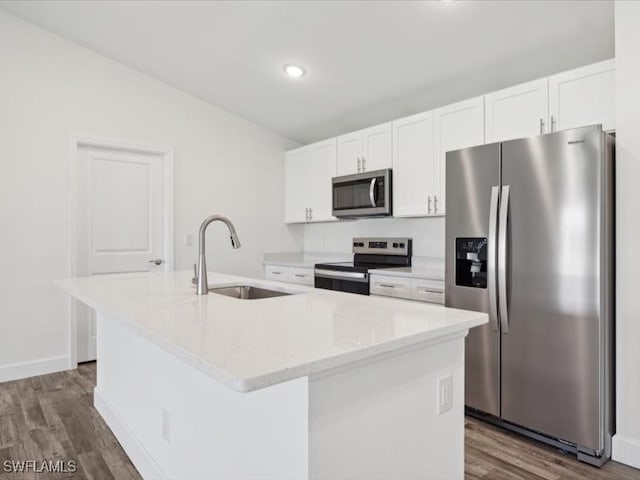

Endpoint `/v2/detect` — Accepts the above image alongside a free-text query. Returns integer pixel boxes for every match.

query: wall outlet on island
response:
[161,408,171,443]
[437,374,453,415]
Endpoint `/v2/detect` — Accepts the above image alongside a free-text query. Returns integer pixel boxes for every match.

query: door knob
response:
[148,259,163,266]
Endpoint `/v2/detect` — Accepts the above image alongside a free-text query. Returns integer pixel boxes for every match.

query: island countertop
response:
[56,271,487,393]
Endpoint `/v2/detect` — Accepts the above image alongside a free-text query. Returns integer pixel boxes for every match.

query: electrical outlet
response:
[184,233,194,247]
[161,409,171,443]
[437,374,453,415]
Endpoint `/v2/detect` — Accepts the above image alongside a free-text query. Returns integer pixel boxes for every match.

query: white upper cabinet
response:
[434,96,485,216]
[392,111,435,217]
[548,59,615,132]
[336,132,362,176]
[485,78,549,143]
[284,148,307,224]
[285,138,337,224]
[285,59,615,223]
[337,122,392,175]
[361,123,393,172]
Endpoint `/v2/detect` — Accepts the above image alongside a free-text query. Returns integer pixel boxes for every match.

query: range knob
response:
[393,242,399,248]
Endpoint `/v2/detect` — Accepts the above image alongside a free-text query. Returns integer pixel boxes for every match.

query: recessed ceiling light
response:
[284,64,306,79]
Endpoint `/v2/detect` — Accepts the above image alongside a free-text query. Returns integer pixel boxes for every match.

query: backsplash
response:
[303,216,445,258]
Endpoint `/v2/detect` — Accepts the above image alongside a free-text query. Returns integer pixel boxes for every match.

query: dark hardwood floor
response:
[0,362,638,479]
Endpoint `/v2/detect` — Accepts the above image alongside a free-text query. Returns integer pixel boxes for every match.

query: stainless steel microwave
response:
[332,168,392,218]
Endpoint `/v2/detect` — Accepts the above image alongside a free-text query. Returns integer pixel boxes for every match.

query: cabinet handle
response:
[294,274,306,278]
[539,118,545,134]
[357,157,361,173]
[362,157,366,171]
[379,283,397,288]
[427,196,432,214]
[433,195,438,214]
[272,271,282,275]
[417,288,442,294]
[550,115,556,132]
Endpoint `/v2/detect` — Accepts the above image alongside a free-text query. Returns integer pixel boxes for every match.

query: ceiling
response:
[0,0,614,144]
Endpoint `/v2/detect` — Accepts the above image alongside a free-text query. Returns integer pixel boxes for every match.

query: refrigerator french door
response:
[445,125,614,466]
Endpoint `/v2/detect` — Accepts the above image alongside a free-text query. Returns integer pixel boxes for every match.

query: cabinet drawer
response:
[411,280,444,305]
[287,267,314,286]
[264,265,313,286]
[370,275,412,298]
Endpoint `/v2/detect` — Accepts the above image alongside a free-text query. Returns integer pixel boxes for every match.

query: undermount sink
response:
[208,285,293,300]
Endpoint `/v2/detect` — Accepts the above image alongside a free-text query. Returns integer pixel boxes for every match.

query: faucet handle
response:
[192,264,197,285]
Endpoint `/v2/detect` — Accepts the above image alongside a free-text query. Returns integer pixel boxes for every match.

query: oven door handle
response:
[369,178,377,207]
[314,269,369,283]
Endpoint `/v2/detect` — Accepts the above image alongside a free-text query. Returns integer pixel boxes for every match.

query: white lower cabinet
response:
[370,274,444,305]
[411,279,445,304]
[265,265,314,286]
[370,275,412,299]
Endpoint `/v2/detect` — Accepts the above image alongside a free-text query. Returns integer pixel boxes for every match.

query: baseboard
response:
[94,388,167,480]
[613,434,640,469]
[0,355,70,383]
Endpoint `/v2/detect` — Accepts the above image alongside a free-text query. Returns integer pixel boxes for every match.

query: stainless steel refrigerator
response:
[445,125,614,466]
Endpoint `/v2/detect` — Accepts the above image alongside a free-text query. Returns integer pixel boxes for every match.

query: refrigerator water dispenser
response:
[455,238,487,288]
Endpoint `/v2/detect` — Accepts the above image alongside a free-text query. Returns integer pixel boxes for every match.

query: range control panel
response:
[352,237,412,256]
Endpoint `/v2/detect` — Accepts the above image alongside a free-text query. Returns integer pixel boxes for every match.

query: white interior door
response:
[75,143,171,363]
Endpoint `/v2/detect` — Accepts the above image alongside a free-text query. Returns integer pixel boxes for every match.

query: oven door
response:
[314,268,370,295]
[332,169,392,218]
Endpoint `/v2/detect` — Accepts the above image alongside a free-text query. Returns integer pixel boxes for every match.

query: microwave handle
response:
[369,178,377,207]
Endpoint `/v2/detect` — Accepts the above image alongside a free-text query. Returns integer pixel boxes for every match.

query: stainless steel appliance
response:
[445,125,614,466]
[315,237,411,295]
[332,169,392,218]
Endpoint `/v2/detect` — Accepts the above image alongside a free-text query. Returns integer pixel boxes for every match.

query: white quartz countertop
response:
[262,252,351,268]
[369,266,445,282]
[56,271,486,393]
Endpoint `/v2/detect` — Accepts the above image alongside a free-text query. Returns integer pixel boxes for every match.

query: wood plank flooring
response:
[0,362,638,479]
[0,363,140,480]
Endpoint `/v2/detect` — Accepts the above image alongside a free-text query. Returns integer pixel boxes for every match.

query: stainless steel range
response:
[314,237,412,295]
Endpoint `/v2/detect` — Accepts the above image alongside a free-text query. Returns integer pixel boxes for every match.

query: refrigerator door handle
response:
[488,186,500,332]
[498,185,510,334]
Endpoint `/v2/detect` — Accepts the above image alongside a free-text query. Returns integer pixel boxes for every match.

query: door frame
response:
[67,135,175,368]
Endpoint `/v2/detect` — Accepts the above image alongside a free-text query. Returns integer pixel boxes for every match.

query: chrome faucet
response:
[195,215,241,295]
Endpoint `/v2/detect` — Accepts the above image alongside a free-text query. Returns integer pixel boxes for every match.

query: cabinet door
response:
[307,138,337,222]
[392,112,435,217]
[434,96,485,216]
[549,59,615,132]
[361,122,392,172]
[485,78,549,143]
[337,132,362,176]
[284,148,309,223]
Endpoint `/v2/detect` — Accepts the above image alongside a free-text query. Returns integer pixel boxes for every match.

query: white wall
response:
[0,10,303,381]
[304,217,445,258]
[613,1,640,469]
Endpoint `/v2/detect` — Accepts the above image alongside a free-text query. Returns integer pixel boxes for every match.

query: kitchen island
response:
[57,271,486,480]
